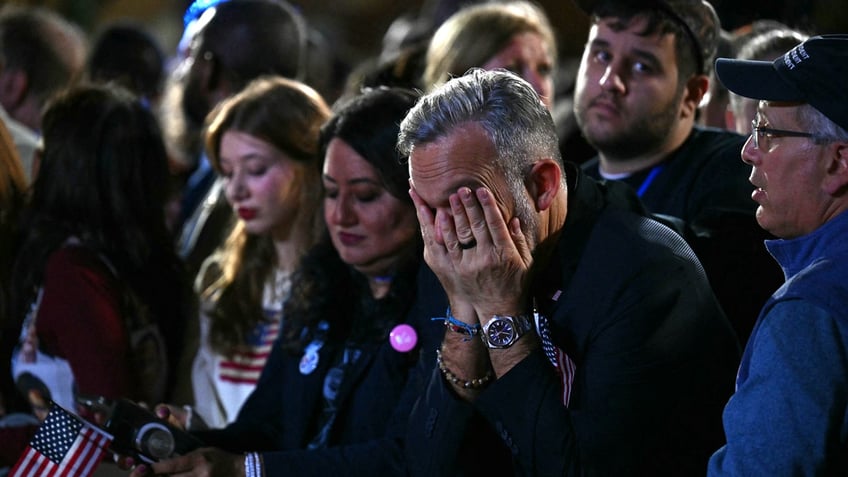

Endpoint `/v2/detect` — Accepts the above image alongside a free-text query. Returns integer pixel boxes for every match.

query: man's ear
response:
[0,69,29,111]
[527,159,562,212]
[823,142,848,196]
[682,75,709,119]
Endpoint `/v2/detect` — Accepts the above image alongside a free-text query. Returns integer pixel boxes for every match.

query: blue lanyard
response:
[636,164,665,198]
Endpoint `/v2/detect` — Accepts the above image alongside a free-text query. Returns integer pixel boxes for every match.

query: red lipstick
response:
[238,208,257,220]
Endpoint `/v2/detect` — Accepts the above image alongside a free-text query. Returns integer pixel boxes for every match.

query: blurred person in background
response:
[724,25,809,134]
[423,0,557,111]
[165,0,309,281]
[0,118,27,464]
[0,4,87,182]
[87,20,167,110]
[2,83,193,465]
[697,28,735,129]
[85,20,182,232]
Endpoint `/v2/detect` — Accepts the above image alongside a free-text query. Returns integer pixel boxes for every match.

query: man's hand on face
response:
[411,185,533,321]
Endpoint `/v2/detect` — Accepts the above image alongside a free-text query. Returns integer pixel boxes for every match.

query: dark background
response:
[4,0,845,68]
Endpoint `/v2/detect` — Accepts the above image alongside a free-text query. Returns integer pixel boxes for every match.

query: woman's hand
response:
[130,447,244,477]
[152,404,188,430]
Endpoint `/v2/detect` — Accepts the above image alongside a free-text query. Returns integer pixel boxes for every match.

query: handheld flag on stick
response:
[10,402,113,477]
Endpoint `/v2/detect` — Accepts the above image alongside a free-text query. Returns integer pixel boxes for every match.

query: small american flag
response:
[10,402,113,477]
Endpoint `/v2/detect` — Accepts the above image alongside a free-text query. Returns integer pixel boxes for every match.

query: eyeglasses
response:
[750,119,817,151]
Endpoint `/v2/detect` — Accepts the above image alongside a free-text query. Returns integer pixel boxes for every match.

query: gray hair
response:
[399,68,561,187]
[796,103,848,146]
[399,69,561,244]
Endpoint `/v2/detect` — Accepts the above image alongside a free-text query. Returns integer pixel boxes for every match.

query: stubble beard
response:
[576,91,684,162]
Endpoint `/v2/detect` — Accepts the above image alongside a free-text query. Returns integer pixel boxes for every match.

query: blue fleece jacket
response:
[709,210,848,476]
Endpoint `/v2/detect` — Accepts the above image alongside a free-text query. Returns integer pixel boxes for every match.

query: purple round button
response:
[389,324,418,352]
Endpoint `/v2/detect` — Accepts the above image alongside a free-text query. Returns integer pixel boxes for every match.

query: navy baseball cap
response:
[715,34,848,132]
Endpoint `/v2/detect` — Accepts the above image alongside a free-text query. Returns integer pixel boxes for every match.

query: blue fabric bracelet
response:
[431,307,481,341]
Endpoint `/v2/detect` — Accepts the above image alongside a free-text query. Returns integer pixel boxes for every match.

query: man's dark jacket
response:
[405,165,741,476]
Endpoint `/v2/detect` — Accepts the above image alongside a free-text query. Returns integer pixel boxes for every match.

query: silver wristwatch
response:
[481,314,534,349]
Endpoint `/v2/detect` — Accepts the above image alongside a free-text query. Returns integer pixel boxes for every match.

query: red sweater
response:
[35,246,133,399]
[2,246,134,466]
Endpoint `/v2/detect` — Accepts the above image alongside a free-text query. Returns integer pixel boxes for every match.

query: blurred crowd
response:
[1,0,847,476]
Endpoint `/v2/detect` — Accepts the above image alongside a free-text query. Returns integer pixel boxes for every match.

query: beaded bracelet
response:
[431,307,482,341]
[435,349,493,389]
[245,452,262,477]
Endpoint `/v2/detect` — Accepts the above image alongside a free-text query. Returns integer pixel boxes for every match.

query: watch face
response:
[487,318,516,347]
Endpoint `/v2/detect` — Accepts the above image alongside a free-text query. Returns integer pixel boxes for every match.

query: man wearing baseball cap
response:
[710,34,848,475]
[573,0,782,346]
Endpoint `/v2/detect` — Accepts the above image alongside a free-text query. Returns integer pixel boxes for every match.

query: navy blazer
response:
[194,262,446,476]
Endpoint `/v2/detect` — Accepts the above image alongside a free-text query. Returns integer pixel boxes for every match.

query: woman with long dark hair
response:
[4,83,193,458]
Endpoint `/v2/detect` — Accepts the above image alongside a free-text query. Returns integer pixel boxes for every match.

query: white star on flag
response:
[10,402,113,477]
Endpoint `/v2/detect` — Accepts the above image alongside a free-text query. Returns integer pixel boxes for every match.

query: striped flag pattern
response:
[537,312,576,407]
[10,403,113,477]
[219,320,280,384]
[552,346,577,407]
